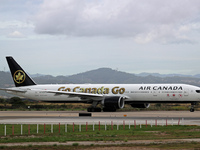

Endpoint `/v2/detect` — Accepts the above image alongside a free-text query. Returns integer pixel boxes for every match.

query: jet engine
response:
[130,103,150,108]
[102,96,124,112]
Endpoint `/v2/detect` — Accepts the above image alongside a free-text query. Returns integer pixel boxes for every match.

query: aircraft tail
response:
[6,56,37,87]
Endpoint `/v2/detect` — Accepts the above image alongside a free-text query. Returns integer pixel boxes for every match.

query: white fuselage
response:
[7,84,200,103]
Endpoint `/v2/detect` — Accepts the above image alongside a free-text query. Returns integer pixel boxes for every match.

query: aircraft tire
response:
[87,108,91,112]
[103,107,116,112]
[95,107,102,112]
[87,107,101,112]
[190,108,194,112]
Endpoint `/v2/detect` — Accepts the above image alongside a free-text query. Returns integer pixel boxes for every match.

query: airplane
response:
[1,56,200,112]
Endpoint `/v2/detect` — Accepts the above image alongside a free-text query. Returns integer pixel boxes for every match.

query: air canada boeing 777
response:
[1,56,200,112]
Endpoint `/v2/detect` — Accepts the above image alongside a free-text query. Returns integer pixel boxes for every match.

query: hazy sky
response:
[1,0,200,76]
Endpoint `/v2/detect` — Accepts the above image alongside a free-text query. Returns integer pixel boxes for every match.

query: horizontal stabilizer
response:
[0,88,27,93]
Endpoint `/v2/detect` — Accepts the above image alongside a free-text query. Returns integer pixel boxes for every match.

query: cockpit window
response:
[196,90,200,93]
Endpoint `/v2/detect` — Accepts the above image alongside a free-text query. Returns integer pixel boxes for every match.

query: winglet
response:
[6,56,36,87]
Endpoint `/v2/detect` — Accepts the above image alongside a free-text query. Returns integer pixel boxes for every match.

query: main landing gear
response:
[87,107,101,112]
[87,101,102,112]
[102,107,116,112]
[190,102,196,112]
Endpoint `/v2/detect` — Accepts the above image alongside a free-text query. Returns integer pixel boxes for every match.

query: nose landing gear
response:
[190,107,194,112]
[190,102,197,112]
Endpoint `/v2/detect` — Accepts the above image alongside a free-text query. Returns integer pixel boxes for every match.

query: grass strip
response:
[0,125,200,143]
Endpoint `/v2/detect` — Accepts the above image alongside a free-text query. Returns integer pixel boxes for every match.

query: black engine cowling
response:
[130,103,150,108]
[102,96,124,111]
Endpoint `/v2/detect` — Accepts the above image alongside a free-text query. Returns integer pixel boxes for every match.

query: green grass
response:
[0,124,200,143]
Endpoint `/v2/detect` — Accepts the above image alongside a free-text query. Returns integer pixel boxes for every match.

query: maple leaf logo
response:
[13,70,26,84]
[16,72,23,81]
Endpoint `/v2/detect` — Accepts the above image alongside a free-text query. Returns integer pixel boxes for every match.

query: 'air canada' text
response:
[139,86,183,91]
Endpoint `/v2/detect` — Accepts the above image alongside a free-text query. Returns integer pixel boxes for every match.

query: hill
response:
[35,68,200,85]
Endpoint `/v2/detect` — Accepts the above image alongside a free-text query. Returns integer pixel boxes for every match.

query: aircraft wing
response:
[44,90,129,100]
[41,90,104,101]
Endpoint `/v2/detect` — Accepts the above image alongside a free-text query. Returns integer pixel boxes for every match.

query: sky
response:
[1,0,200,76]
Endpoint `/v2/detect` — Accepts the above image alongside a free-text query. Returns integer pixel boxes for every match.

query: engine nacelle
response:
[130,103,150,108]
[102,96,124,109]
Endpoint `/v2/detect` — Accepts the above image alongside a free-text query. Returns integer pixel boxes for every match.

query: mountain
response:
[33,68,200,85]
[67,68,140,84]
[1,68,200,97]
[136,72,200,78]
[0,71,13,87]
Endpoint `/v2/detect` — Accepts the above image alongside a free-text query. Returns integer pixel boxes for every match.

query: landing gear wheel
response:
[87,108,91,112]
[190,108,194,112]
[190,102,196,112]
[95,107,102,112]
[87,107,101,112]
[103,107,116,112]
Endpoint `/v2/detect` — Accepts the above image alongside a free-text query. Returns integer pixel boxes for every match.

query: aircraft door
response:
[153,90,157,96]
[184,89,189,96]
